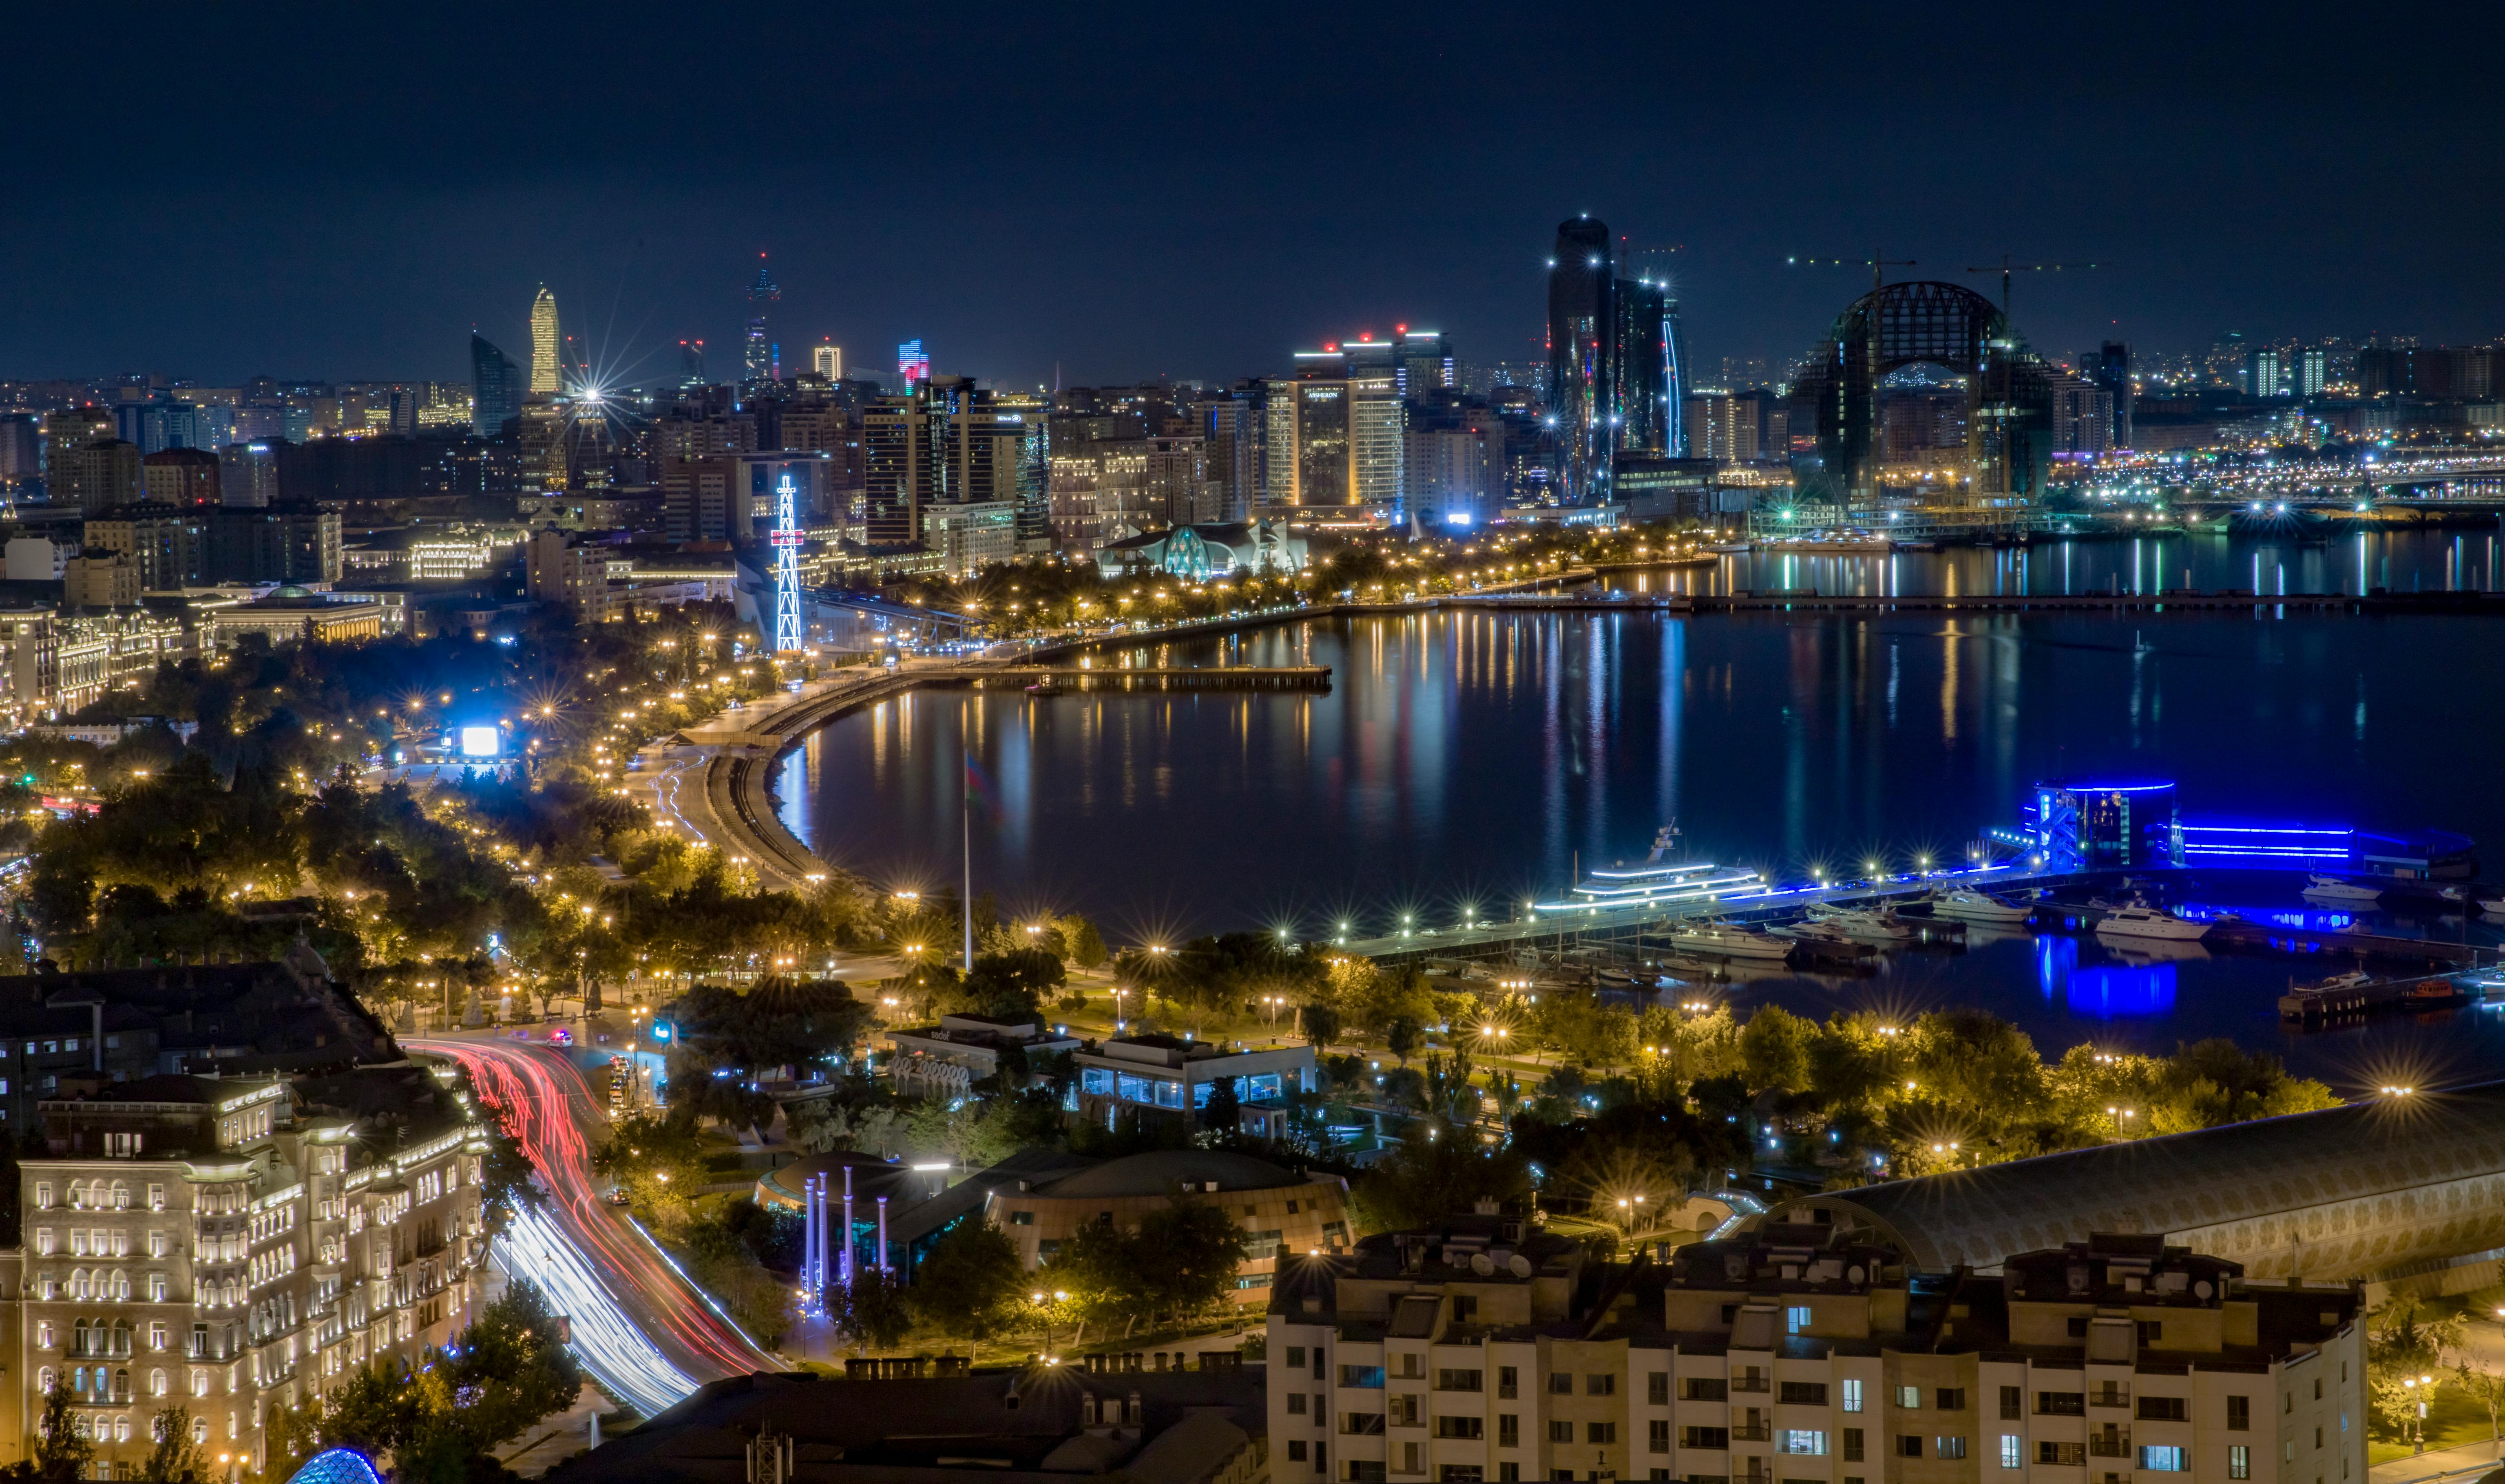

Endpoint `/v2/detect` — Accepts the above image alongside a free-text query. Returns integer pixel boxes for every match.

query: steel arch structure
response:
[1787,280,2056,511]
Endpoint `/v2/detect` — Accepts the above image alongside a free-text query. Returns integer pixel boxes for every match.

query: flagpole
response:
[962,706,976,974]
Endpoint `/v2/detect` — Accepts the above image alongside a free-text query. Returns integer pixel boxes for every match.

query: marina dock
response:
[940,665,1333,691]
[1449,590,2397,615]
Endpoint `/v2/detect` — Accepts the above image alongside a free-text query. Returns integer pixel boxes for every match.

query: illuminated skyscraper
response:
[1545,216,1686,501]
[680,339,708,388]
[899,339,931,385]
[745,256,780,385]
[812,340,842,380]
[529,286,560,395]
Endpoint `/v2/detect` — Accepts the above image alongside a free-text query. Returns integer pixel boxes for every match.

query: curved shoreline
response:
[668,564,2500,889]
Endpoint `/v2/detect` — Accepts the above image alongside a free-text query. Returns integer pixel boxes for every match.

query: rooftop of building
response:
[1776,1080,2505,1275]
[1077,1034,1310,1070]
[887,1015,1081,1051]
[1279,1214,2358,1367]
[1032,1149,1315,1201]
[541,1366,1262,1484]
[0,945,403,1076]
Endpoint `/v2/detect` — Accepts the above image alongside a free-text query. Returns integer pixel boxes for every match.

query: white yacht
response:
[2480,897,2505,917]
[1806,903,1912,941]
[2300,874,2384,903]
[1530,825,1768,915]
[1926,887,2034,925]
[2093,904,2213,942]
[1669,922,1794,962]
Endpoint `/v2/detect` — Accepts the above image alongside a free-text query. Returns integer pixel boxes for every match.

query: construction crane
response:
[1965,255,2102,316]
[1788,250,1917,293]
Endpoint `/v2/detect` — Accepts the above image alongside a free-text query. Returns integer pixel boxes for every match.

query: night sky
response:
[5,2,2495,389]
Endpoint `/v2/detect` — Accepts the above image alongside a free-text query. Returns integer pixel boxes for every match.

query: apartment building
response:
[1,1065,490,1473]
[1266,1217,2362,1484]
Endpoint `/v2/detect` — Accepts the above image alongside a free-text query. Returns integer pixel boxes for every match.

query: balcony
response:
[1729,1376,1771,1394]
[2089,1438,2133,1459]
[1731,1426,1772,1443]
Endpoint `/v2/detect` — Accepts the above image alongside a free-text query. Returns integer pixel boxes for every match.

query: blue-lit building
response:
[2031,778,2180,871]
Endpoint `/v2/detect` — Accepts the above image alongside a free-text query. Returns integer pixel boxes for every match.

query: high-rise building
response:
[1545,216,1686,501]
[1684,391,1765,463]
[745,256,780,385]
[1547,216,1615,502]
[55,437,143,515]
[899,339,931,386]
[1266,1217,2361,1484]
[218,443,279,507]
[141,448,220,506]
[1402,416,1501,526]
[1394,330,1455,400]
[2245,349,2288,399]
[114,400,231,457]
[1189,394,1261,523]
[0,414,40,487]
[2089,342,2134,448]
[529,286,561,395]
[2297,347,2328,399]
[812,340,842,381]
[471,333,524,437]
[1262,351,1404,513]
[2048,375,2117,455]
[861,376,1040,550]
[2359,345,2496,400]
[45,405,115,469]
[680,339,708,388]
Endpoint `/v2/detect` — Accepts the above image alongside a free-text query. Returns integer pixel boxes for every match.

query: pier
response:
[933,665,1332,691]
[1446,589,2504,615]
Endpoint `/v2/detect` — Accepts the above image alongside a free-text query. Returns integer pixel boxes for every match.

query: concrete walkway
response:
[2368,1437,2503,1484]
[495,1382,611,1477]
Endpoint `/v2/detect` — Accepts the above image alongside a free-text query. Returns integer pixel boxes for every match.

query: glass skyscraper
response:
[1545,216,1689,501]
[471,333,524,437]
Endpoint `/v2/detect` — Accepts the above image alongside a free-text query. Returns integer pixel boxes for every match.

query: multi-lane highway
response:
[412,1036,783,1412]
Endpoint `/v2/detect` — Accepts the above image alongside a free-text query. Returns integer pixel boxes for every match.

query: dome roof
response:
[1039,1149,1303,1199]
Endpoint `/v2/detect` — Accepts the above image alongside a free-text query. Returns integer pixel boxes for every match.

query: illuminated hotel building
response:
[1263,347,1404,514]
[2,1071,487,1473]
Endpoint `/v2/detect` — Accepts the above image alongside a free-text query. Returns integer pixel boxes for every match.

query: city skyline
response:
[0,5,2495,388]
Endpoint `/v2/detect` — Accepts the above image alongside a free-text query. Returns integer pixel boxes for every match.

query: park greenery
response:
[895,521,1720,639]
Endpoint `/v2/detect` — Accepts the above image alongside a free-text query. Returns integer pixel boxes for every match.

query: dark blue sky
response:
[4,2,2494,389]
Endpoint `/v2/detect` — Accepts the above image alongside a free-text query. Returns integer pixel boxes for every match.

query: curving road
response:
[413,1037,783,1409]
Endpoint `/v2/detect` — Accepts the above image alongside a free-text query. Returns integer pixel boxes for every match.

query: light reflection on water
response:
[1616,527,2505,598]
[776,536,2505,1083]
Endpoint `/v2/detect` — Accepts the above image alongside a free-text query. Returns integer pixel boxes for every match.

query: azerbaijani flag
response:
[963,751,999,825]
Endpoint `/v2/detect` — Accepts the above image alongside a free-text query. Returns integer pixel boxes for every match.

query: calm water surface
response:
[778,532,2505,1083]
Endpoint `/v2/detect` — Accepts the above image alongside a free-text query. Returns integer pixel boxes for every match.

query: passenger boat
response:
[1024,674,1061,695]
[2093,904,2212,942]
[1805,903,1912,941]
[1925,887,2034,924]
[1667,922,1794,962]
[2300,873,2383,903]
[1530,825,1767,915]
